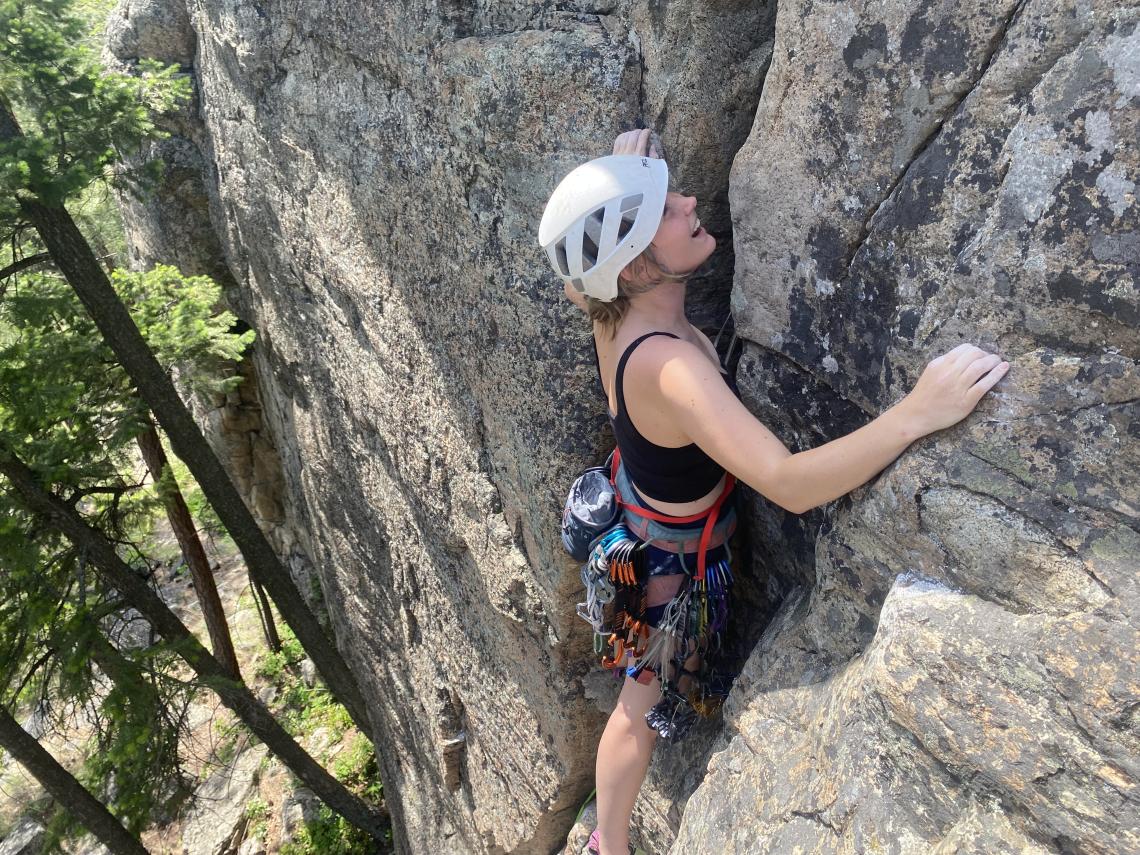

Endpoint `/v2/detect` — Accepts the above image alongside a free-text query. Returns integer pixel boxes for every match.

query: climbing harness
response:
[609,448,735,583]
[566,449,739,742]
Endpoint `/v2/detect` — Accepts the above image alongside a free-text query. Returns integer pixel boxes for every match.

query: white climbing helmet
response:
[538,155,669,302]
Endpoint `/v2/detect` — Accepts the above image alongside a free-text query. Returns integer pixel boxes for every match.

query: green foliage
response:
[162,449,228,543]
[0,265,253,480]
[72,0,120,45]
[277,679,354,744]
[333,735,383,804]
[211,718,245,769]
[0,0,190,218]
[244,795,269,822]
[77,641,196,835]
[281,738,389,855]
[0,0,260,846]
[245,625,388,852]
[70,178,129,268]
[0,265,254,609]
[244,796,270,841]
[0,502,90,707]
[0,208,250,850]
[112,265,255,396]
[0,495,197,839]
[254,627,305,683]
[280,802,383,855]
[0,271,144,491]
[256,626,352,745]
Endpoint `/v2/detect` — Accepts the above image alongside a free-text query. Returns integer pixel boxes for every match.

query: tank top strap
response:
[615,331,679,416]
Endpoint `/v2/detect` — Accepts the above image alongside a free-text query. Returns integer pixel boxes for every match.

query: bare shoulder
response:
[622,333,713,384]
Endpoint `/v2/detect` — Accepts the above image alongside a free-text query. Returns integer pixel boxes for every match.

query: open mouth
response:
[691,218,703,237]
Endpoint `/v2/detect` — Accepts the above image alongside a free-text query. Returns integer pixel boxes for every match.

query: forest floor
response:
[0,518,386,854]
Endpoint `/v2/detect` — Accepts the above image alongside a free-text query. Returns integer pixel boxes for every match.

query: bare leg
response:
[595,672,660,855]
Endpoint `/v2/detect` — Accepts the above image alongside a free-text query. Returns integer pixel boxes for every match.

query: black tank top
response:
[599,331,729,504]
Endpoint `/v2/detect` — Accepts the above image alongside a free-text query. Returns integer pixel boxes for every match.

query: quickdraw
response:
[623,614,649,658]
[575,524,644,636]
[576,546,614,634]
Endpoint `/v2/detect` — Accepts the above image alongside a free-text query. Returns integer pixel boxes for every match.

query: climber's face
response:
[648,192,716,276]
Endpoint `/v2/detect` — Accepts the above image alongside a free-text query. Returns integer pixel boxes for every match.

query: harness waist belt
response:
[609,448,736,581]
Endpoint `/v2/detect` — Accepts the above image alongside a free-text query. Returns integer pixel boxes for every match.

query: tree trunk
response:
[0,446,389,842]
[0,705,148,855]
[135,420,242,678]
[249,570,282,653]
[0,101,370,733]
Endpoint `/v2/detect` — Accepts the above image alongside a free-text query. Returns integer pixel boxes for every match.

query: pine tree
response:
[135,416,242,678]
[0,0,369,730]
[0,261,248,675]
[0,445,389,841]
[0,472,193,844]
[0,705,147,855]
[0,0,382,843]
[0,264,231,839]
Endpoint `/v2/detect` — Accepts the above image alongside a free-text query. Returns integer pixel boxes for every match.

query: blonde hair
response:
[586,245,689,338]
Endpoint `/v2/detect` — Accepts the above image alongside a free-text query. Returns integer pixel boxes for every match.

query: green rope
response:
[573,787,597,826]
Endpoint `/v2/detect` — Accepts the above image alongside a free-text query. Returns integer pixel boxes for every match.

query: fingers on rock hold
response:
[962,353,1003,386]
[970,361,1010,398]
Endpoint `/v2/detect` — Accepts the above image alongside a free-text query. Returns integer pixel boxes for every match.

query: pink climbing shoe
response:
[585,829,648,855]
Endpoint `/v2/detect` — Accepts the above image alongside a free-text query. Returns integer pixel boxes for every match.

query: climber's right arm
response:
[563,280,588,312]
[655,341,1009,514]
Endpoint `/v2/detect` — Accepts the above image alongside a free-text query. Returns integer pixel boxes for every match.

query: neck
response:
[625,280,688,331]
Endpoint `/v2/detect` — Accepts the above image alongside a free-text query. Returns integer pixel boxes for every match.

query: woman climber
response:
[538,129,1010,855]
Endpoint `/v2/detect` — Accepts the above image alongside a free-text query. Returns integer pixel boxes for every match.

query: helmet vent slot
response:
[585,207,606,243]
[581,206,606,271]
[620,194,643,212]
[618,209,637,240]
[554,240,570,277]
[581,232,599,271]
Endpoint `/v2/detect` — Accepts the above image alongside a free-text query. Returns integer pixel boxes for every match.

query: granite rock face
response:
[677,0,1139,851]
[180,744,267,855]
[0,820,45,855]
[108,1,771,852]
[107,0,1137,852]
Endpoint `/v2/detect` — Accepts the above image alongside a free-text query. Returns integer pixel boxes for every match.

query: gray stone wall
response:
[107,0,1137,852]
[681,0,1138,852]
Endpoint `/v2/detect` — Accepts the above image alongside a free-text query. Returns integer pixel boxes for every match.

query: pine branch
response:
[0,252,51,279]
